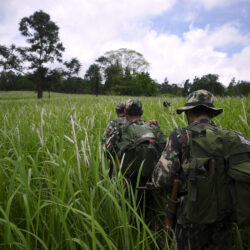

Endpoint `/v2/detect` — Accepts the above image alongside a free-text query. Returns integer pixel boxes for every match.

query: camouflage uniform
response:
[105,100,166,176]
[102,102,127,177]
[120,118,166,186]
[102,102,127,151]
[104,99,166,156]
[152,90,232,250]
[102,115,127,152]
[119,100,167,222]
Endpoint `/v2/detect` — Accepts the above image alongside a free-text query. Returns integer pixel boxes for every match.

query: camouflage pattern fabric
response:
[102,115,127,152]
[115,102,125,113]
[114,118,166,222]
[125,99,142,115]
[104,118,166,178]
[152,119,232,250]
[176,89,223,117]
[118,119,166,181]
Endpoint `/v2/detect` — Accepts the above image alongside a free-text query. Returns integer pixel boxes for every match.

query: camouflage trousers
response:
[175,221,233,250]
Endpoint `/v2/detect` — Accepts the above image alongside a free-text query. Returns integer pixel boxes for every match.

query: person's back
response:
[152,90,250,250]
[117,99,166,220]
[102,102,127,151]
[102,102,127,177]
[118,117,166,187]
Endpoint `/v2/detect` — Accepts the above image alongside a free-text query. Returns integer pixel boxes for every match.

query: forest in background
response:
[0,10,249,98]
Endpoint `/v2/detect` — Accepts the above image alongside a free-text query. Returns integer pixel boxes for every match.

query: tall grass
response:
[0,92,249,249]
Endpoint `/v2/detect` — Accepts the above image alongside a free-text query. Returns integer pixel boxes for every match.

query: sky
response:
[0,0,250,86]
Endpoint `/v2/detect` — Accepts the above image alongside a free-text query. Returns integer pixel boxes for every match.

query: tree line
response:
[0,10,249,98]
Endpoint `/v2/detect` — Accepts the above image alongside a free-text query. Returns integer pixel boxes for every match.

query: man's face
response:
[185,111,193,125]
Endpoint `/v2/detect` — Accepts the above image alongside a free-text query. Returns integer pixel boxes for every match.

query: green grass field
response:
[0,91,249,249]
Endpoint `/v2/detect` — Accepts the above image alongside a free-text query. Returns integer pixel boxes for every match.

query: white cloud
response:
[184,23,250,48]
[0,0,177,64]
[127,24,250,86]
[188,0,250,10]
[0,0,250,86]
[228,46,250,81]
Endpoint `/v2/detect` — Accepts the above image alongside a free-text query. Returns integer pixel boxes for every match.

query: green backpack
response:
[117,121,165,184]
[181,122,250,227]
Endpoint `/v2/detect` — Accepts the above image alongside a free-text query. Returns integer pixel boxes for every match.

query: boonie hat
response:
[125,99,142,115]
[116,102,125,113]
[176,89,223,117]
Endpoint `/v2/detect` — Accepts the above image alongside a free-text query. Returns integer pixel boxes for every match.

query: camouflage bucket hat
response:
[176,89,223,117]
[116,102,125,113]
[125,99,142,115]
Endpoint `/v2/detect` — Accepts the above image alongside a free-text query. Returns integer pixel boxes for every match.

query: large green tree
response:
[85,64,102,96]
[99,48,150,73]
[131,72,158,96]
[96,48,150,94]
[19,10,65,98]
[190,74,225,96]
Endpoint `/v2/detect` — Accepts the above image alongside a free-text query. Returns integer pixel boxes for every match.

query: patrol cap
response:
[176,89,223,117]
[125,99,143,116]
[116,102,125,113]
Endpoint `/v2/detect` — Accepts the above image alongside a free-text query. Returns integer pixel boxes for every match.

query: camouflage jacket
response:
[102,115,127,152]
[105,118,166,155]
[121,119,167,148]
[152,119,217,192]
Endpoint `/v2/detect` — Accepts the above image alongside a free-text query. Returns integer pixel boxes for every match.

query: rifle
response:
[161,178,181,248]
[136,182,159,191]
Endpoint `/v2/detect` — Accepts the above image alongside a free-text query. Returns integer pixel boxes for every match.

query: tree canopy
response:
[19,10,65,98]
[97,48,150,74]
[0,10,249,97]
[0,44,23,73]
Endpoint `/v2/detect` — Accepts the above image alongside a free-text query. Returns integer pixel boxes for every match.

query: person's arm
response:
[152,130,181,189]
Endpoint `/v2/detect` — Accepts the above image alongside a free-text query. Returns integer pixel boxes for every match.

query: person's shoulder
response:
[136,119,145,124]
[169,128,187,138]
[109,116,126,126]
[117,116,127,124]
[168,128,190,151]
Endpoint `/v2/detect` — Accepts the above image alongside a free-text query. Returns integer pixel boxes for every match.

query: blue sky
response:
[151,0,250,54]
[161,1,248,52]
[0,0,250,86]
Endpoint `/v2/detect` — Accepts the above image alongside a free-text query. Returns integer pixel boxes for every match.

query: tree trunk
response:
[95,77,99,97]
[37,77,43,99]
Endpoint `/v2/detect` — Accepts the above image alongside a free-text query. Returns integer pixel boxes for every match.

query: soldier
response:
[102,102,127,177]
[114,99,166,220]
[103,99,166,181]
[118,99,166,186]
[102,102,127,149]
[152,90,233,250]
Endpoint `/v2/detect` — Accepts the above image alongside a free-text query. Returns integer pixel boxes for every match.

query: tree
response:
[228,80,250,97]
[132,72,158,96]
[227,77,236,96]
[19,10,65,99]
[104,62,123,92]
[63,58,81,79]
[85,64,102,96]
[159,77,170,94]
[0,44,23,73]
[96,48,150,94]
[100,48,150,73]
[44,68,64,97]
[190,74,225,96]
[183,79,191,96]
